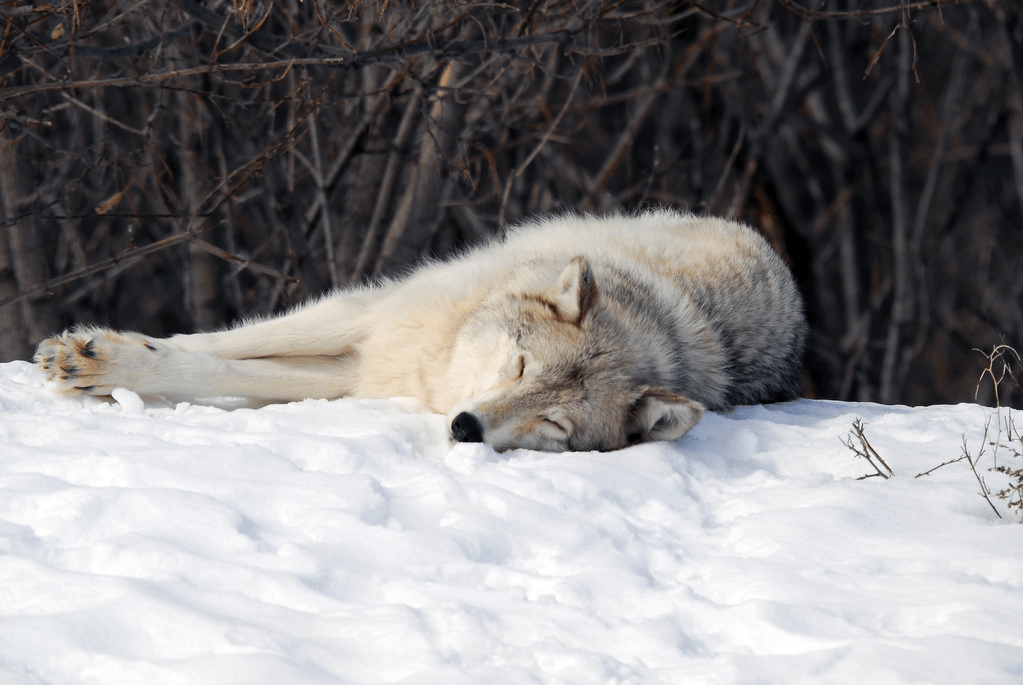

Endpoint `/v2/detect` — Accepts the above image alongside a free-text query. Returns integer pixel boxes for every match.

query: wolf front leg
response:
[34,326,359,400]
[167,286,386,360]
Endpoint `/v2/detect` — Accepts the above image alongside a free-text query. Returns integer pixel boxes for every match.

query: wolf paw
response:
[34,328,158,395]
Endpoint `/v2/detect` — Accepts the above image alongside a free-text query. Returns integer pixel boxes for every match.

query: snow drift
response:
[1,360,1022,684]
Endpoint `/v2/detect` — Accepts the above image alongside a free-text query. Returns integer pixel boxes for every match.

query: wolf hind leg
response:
[168,287,384,360]
[35,327,358,400]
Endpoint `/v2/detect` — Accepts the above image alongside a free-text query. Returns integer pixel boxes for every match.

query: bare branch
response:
[843,419,895,480]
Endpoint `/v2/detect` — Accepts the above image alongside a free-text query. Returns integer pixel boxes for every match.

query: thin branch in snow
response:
[843,418,894,480]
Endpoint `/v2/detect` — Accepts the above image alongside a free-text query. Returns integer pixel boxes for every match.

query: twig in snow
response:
[843,418,894,480]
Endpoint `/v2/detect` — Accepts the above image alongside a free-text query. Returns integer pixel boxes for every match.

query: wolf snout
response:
[451,412,483,443]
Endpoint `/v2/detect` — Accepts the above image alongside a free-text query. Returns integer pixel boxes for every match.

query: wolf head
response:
[445,257,704,452]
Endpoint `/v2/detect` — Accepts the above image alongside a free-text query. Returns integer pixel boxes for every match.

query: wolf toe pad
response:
[34,328,157,395]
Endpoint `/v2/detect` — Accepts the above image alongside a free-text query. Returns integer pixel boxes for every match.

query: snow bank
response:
[1,360,1021,684]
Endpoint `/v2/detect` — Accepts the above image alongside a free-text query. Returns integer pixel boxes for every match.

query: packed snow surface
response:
[2,359,1022,684]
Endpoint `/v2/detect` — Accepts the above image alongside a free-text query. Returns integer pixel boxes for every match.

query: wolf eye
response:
[516,355,526,378]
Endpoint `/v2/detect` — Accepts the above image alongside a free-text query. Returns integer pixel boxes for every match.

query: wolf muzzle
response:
[451,412,483,443]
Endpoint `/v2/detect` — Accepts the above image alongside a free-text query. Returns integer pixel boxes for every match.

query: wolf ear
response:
[552,256,598,323]
[628,388,705,443]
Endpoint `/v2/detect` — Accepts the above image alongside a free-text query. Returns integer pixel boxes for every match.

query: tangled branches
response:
[1,1,1021,415]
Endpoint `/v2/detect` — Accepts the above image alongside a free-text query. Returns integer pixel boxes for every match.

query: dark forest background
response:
[2,0,1022,407]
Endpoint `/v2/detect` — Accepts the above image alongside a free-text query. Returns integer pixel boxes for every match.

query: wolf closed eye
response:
[34,209,806,452]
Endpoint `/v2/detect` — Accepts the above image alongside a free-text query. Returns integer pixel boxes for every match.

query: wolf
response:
[35,209,806,452]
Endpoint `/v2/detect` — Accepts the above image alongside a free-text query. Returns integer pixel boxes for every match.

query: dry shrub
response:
[1,1,1021,410]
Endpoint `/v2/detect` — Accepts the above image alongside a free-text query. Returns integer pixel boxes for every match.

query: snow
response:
[2,358,1022,684]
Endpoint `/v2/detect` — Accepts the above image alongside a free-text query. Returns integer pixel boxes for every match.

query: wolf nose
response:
[451,412,483,443]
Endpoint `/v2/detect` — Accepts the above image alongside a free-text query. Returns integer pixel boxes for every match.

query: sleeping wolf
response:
[35,209,806,452]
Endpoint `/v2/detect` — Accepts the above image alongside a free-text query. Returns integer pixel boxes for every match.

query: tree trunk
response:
[0,129,59,360]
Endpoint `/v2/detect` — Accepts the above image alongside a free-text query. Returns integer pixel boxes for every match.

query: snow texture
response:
[2,359,1022,684]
